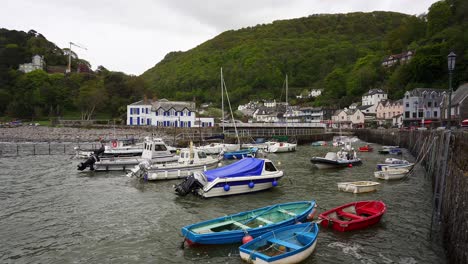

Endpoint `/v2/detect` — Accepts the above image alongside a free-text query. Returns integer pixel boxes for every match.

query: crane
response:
[67,42,87,73]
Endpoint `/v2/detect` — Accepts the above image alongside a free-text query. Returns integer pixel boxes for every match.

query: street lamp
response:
[447,52,456,128]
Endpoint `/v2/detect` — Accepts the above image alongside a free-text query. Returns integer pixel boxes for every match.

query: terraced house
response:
[402,88,444,127]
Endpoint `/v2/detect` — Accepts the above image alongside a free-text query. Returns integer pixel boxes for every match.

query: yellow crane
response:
[67,42,87,73]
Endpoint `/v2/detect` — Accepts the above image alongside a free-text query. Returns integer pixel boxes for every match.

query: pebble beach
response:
[0,126,167,143]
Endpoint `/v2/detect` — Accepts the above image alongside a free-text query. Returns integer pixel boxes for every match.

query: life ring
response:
[112,141,118,148]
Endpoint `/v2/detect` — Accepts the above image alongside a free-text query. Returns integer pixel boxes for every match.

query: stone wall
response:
[354,129,468,264]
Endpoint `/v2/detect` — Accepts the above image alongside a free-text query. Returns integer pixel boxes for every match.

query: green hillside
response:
[142,0,467,107]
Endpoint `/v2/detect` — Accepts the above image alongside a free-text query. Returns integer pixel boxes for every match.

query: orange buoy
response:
[307,208,317,221]
[242,234,253,244]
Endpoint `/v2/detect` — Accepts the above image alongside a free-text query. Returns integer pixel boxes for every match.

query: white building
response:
[310,89,323,97]
[19,55,45,73]
[402,88,444,126]
[362,89,387,106]
[332,108,365,128]
[127,99,214,127]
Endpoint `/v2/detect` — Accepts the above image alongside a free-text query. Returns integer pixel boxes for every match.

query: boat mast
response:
[222,75,241,145]
[285,74,288,136]
[221,67,224,134]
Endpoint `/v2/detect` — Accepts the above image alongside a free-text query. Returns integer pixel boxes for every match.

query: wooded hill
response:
[0,29,149,120]
[142,0,467,108]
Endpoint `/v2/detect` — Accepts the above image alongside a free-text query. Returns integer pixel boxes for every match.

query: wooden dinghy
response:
[239,222,319,264]
[337,181,380,194]
[181,200,316,245]
[318,200,386,232]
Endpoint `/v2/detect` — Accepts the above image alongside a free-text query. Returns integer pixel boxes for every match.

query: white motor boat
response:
[310,150,361,169]
[174,158,283,198]
[126,147,221,180]
[264,141,297,153]
[337,181,380,194]
[374,168,409,180]
[77,137,179,171]
[74,138,143,158]
[196,143,240,155]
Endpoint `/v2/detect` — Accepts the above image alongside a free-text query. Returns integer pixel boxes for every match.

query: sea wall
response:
[354,129,468,264]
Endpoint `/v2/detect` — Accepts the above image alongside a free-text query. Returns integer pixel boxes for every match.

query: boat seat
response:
[232,221,250,230]
[192,220,236,233]
[337,211,363,220]
[358,208,378,216]
[278,209,297,216]
[256,217,273,225]
[268,238,301,250]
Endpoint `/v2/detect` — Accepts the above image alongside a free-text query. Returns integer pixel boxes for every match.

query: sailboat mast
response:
[221,67,224,134]
[285,74,288,136]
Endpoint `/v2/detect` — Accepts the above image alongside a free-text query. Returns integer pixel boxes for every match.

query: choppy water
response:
[0,142,446,263]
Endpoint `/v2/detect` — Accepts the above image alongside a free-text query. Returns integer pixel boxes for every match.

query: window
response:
[406,103,409,108]
[264,162,277,172]
[418,111,423,118]
[428,102,432,107]
[434,111,438,117]
[188,111,191,116]
[434,102,438,107]
[412,112,416,118]
[405,111,410,118]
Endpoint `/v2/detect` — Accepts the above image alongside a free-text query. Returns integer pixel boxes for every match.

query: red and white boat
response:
[358,145,373,152]
[318,200,386,232]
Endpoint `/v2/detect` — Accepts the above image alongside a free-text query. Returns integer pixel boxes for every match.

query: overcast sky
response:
[2,0,439,75]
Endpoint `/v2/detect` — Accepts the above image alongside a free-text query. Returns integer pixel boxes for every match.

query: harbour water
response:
[0,142,446,263]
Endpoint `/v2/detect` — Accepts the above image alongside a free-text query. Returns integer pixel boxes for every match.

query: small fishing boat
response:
[264,141,297,153]
[181,200,316,245]
[376,163,414,171]
[318,200,386,232]
[311,141,327,146]
[378,146,402,155]
[239,222,319,264]
[384,158,409,164]
[74,138,143,158]
[223,147,258,159]
[174,158,283,198]
[358,145,373,152]
[197,143,240,155]
[337,181,380,194]
[77,137,179,171]
[310,150,361,169]
[374,168,409,180]
[126,147,221,180]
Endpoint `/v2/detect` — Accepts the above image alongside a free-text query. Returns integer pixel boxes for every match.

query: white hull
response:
[337,181,380,193]
[196,171,283,198]
[197,143,240,154]
[239,239,317,264]
[265,142,297,153]
[374,169,409,180]
[138,161,220,180]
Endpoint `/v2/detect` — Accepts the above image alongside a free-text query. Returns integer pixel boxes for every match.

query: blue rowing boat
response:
[239,222,319,263]
[181,200,316,245]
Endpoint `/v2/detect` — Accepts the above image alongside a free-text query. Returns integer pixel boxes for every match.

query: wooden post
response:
[33,144,35,155]
[17,145,19,156]
[64,144,66,154]
[49,143,51,155]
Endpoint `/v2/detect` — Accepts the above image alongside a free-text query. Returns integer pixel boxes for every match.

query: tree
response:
[75,78,107,120]
[427,1,451,37]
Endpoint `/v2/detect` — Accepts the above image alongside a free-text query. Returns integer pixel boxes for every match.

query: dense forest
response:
[142,0,467,108]
[1,0,467,121]
[0,29,150,121]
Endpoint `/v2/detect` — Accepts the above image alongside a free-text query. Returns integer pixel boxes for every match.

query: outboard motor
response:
[77,154,100,171]
[174,174,204,196]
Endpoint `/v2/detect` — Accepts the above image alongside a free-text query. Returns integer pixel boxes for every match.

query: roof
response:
[451,83,468,106]
[129,100,149,106]
[358,105,372,110]
[405,88,444,97]
[152,99,195,111]
[364,89,386,96]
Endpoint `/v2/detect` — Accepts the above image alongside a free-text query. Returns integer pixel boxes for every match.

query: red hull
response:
[318,200,386,232]
[358,146,373,152]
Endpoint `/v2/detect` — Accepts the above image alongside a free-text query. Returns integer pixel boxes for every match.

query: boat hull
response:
[198,178,280,198]
[337,181,380,194]
[143,161,220,180]
[310,157,361,169]
[182,201,315,245]
[319,200,386,232]
[239,223,319,264]
[374,169,409,180]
